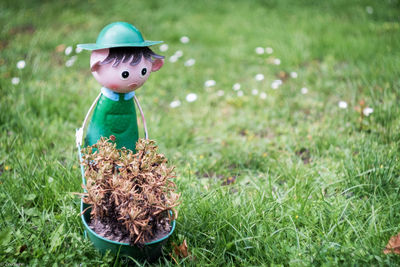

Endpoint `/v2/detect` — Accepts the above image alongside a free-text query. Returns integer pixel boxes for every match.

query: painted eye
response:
[121,71,129,80]
[141,68,147,76]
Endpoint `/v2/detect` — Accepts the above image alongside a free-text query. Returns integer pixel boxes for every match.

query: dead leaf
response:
[277,71,289,81]
[19,244,27,254]
[239,129,248,136]
[221,176,236,186]
[295,148,311,164]
[55,44,66,53]
[173,239,189,258]
[384,233,400,254]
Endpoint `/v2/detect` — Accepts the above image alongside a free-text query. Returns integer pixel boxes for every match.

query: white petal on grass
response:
[75,46,83,53]
[265,47,273,54]
[301,87,308,94]
[366,6,373,14]
[159,44,169,52]
[65,59,74,67]
[363,107,373,116]
[273,58,281,65]
[260,92,267,99]
[237,90,243,97]
[255,47,264,54]
[65,56,77,67]
[184,58,196,67]
[65,46,73,56]
[11,77,20,85]
[290,72,298,78]
[232,83,241,91]
[271,83,279,90]
[271,79,283,89]
[186,93,198,102]
[338,101,348,109]
[169,55,178,63]
[16,60,26,69]
[217,90,224,96]
[174,50,183,58]
[251,89,259,95]
[204,80,216,87]
[180,36,190,44]
[170,100,181,108]
[255,73,264,81]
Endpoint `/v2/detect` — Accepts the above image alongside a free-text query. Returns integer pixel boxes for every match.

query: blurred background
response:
[1,0,400,265]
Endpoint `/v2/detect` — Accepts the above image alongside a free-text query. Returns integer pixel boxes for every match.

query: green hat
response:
[77,22,163,50]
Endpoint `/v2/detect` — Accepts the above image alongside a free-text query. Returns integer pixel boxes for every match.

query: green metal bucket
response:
[81,201,175,261]
[77,144,175,261]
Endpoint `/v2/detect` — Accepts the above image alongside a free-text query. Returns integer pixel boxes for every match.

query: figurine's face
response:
[90,49,164,93]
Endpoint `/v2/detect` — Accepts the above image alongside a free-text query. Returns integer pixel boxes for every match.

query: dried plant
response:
[81,137,180,244]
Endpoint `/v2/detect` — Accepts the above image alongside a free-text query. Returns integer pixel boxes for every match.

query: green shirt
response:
[85,88,139,151]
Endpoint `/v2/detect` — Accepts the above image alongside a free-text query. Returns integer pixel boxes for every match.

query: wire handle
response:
[75,93,148,148]
[134,95,148,140]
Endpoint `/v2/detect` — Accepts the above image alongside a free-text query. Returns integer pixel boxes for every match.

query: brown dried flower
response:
[81,137,180,244]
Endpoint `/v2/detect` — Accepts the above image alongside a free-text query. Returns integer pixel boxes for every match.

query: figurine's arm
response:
[76,93,102,147]
[133,95,148,140]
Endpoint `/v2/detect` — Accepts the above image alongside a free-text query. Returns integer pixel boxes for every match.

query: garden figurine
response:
[76,22,164,151]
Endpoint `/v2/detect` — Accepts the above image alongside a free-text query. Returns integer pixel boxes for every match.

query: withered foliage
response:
[81,137,180,244]
[384,232,400,255]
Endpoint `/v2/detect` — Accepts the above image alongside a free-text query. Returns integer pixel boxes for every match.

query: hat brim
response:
[77,41,163,50]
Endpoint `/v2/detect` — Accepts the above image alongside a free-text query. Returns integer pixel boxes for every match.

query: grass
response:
[1,0,400,265]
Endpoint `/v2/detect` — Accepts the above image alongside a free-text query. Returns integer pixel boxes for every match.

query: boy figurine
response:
[77,22,164,151]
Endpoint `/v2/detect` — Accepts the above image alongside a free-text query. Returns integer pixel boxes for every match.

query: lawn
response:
[1,0,400,265]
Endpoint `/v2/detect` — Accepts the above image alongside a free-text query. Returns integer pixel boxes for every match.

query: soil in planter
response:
[89,217,171,244]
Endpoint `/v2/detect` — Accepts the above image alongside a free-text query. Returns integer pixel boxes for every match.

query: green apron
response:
[85,93,138,151]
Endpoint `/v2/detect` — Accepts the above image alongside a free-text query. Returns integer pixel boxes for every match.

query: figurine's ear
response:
[151,58,164,72]
[90,49,109,72]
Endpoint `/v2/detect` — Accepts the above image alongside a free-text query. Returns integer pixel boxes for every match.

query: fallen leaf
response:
[173,239,189,258]
[296,148,311,164]
[55,44,66,53]
[239,129,248,136]
[277,71,289,81]
[19,244,27,254]
[222,176,236,186]
[384,233,400,254]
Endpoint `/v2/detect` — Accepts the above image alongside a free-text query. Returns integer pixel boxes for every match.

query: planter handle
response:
[75,93,148,148]
[133,95,148,140]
